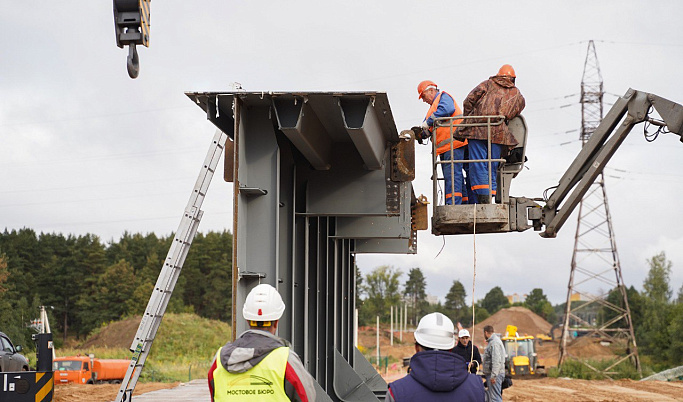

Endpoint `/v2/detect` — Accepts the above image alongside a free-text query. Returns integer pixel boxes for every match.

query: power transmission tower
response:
[558,40,641,378]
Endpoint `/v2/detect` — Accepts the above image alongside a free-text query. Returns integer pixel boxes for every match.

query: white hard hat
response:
[414,313,455,350]
[458,329,470,338]
[242,284,285,321]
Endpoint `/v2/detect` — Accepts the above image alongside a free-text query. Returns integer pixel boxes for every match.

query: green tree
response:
[638,252,673,361]
[444,280,468,324]
[643,252,672,304]
[404,267,427,325]
[472,304,490,324]
[355,264,363,307]
[602,286,642,330]
[360,265,402,323]
[525,288,556,323]
[668,301,683,365]
[481,286,509,315]
[77,260,137,334]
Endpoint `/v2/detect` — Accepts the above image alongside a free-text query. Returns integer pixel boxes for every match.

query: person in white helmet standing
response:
[208,284,316,402]
[386,313,484,402]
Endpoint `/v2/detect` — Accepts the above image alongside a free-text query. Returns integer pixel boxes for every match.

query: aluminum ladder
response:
[115,129,227,402]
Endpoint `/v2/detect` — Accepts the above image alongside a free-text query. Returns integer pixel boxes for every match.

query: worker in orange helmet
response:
[454,65,525,204]
[413,80,468,205]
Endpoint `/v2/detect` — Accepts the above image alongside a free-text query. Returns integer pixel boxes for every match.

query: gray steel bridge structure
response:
[187,91,420,401]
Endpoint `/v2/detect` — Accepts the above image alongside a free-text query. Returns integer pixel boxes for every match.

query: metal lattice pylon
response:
[558,40,641,378]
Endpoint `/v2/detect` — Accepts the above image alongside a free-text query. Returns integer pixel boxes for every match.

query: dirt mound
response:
[79,316,141,349]
[467,306,552,338]
[566,336,616,360]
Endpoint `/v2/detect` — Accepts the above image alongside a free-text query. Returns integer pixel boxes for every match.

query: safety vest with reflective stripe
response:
[212,346,290,402]
[425,91,466,155]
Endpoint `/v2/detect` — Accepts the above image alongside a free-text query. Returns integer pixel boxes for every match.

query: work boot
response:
[477,194,491,204]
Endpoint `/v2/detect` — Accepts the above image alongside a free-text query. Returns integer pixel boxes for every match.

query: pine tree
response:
[444,280,468,324]
[404,267,427,324]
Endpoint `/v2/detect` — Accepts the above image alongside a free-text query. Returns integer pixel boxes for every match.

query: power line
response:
[1,146,206,168]
[2,176,196,194]
[4,211,231,229]
[590,39,683,47]
[0,190,189,209]
[526,93,579,104]
[0,105,196,128]
[317,41,585,88]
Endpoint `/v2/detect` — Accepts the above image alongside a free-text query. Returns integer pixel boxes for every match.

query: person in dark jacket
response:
[452,329,482,374]
[454,64,525,204]
[387,313,485,402]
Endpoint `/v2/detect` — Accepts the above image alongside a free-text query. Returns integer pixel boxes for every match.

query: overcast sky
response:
[2,1,682,305]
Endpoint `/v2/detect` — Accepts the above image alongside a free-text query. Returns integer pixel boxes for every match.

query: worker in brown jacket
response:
[455,64,525,204]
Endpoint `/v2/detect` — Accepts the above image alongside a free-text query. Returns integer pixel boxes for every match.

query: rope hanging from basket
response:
[470,205,477,366]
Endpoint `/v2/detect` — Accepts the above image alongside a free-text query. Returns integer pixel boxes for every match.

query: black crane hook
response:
[127,43,140,79]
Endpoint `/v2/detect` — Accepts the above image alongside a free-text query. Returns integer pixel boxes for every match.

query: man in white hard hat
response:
[387,313,484,402]
[452,329,482,374]
[208,284,316,402]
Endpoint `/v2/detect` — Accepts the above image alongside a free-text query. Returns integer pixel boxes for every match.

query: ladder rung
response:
[115,129,227,402]
[152,288,172,294]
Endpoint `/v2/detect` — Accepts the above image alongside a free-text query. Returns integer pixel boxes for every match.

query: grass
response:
[548,357,643,380]
[55,313,231,383]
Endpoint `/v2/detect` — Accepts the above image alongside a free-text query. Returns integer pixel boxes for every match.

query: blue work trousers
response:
[485,373,504,402]
[469,139,502,197]
[440,147,465,205]
[463,147,476,204]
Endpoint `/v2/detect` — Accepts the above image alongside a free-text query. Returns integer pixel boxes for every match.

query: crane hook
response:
[127,43,140,79]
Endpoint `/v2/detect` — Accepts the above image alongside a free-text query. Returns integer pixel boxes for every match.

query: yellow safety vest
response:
[212,346,290,402]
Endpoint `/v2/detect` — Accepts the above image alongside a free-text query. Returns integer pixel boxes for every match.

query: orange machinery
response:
[53,355,129,385]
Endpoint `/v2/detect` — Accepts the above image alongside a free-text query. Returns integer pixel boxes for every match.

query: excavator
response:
[500,325,544,377]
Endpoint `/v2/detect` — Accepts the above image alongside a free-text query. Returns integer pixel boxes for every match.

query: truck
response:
[53,355,128,385]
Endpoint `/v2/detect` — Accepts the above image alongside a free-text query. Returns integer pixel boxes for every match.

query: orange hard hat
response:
[498,64,516,78]
[417,80,437,99]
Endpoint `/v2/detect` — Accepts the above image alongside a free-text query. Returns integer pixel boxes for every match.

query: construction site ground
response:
[362,307,683,401]
[52,307,682,401]
[52,374,683,401]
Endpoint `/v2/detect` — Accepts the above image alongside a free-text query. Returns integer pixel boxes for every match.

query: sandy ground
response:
[53,382,179,402]
[503,377,683,402]
[53,378,683,401]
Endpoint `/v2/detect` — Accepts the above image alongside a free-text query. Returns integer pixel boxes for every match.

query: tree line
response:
[356,252,682,369]
[356,265,555,328]
[0,228,232,349]
[2,228,681,368]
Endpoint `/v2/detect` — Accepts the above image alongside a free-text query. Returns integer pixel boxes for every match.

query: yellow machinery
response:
[501,325,543,376]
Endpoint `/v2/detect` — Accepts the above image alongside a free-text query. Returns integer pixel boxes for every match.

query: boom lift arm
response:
[538,89,683,237]
[429,89,683,237]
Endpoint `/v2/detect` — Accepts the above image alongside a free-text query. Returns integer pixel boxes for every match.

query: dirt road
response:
[53,382,178,402]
